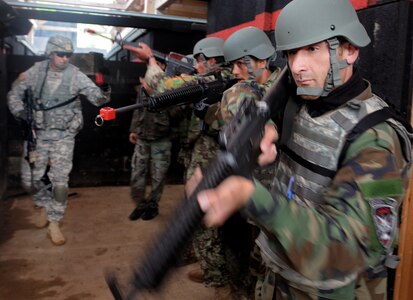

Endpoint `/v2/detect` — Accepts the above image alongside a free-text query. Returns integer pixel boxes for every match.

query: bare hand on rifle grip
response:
[185,124,278,227]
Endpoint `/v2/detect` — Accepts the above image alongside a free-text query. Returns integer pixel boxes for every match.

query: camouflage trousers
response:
[187,134,255,296]
[187,134,227,286]
[130,137,171,209]
[21,136,75,222]
[185,134,219,181]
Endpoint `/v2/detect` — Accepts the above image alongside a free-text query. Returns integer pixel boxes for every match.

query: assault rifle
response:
[95,74,237,126]
[85,29,195,76]
[105,67,291,300]
[22,86,37,169]
[151,50,195,76]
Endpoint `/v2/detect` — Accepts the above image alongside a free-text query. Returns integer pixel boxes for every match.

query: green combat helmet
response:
[45,35,74,56]
[224,26,275,62]
[224,26,275,79]
[193,37,225,73]
[275,0,371,97]
[193,37,224,59]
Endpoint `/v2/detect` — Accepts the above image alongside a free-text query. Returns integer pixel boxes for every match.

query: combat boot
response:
[187,268,204,283]
[34,207,49,228]
[214,285,234,300]
[47,222,66,246]
[141,206,159,220]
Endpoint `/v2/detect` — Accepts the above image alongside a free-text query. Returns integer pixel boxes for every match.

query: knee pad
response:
[53,185,68,204]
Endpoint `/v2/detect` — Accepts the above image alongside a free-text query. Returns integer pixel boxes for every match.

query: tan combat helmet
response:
[45,35,74,56]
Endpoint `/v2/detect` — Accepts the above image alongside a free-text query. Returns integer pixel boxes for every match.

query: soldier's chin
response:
[300,94,320,100]
[55,63,69,71]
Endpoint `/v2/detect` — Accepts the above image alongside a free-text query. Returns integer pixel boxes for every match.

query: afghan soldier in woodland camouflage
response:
[7,35,110,246]
[191,0,412,299]
[128,84,173,221]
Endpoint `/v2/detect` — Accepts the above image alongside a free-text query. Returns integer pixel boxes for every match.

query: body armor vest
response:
[258,94,412,289]
[32,61,83,138]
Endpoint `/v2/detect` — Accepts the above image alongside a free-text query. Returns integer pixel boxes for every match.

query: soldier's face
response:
[195,56,216,75]
[286,41,358,100]
[50,52,71,71]
[231,58,262,82]
[286,42,331,100]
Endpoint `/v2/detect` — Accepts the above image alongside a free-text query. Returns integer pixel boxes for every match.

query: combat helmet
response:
[275,0,371,97]
[224,26,275,80]
[193,37,224,58]
[193,37,225,73]
[224,26,275,62]
[45,35,74,56]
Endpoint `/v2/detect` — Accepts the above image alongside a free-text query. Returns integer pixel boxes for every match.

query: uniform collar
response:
[306,69,368,117]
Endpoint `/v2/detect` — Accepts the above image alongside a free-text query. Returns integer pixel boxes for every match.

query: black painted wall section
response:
[357,1,412,119]
[0,54,7,199]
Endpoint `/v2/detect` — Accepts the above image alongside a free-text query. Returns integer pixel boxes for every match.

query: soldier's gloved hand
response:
[95,70,111,92]
[15,109,26,121]
[193,98,209,119]
[193,91,222,120]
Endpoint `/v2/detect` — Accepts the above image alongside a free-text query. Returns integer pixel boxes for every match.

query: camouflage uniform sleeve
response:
[144,64,197,93]
[74,70,110,106]
[245,122,409,280]
[7,65,38,117]
[219,82,262,125]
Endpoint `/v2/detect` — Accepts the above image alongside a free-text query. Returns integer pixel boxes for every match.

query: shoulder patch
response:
[369,197,398,249]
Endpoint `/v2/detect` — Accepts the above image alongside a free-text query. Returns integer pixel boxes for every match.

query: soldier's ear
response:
[343,43,359,65]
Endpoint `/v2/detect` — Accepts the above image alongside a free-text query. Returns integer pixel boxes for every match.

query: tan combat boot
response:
[214,285,233,300]
[34,207,49,228]
[47,222,66,246]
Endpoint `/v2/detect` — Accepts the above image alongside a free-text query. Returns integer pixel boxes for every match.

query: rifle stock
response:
[105,67,290,300]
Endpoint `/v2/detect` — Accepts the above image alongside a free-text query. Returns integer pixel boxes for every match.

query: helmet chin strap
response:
[245,55,272,81]
[297,38,350,97]
[198,53,223,74]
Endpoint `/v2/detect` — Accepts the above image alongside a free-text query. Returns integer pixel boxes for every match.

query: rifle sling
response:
[37,96,78,111]
[278,96,300,147]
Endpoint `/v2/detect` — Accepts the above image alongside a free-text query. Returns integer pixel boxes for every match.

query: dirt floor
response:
[0,185,214,300]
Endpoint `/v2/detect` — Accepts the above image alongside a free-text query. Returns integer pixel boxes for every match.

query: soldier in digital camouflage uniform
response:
[193,0,412,299]
[7,35,110,246]
[128,83,173,221]
[123,38,236,299]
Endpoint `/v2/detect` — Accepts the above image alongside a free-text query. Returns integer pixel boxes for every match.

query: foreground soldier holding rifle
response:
[105,65,289,300]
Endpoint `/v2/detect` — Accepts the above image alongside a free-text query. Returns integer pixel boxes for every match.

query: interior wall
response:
[0,54,7,199]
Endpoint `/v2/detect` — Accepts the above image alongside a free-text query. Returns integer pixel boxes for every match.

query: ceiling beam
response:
[6,1,206,32]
